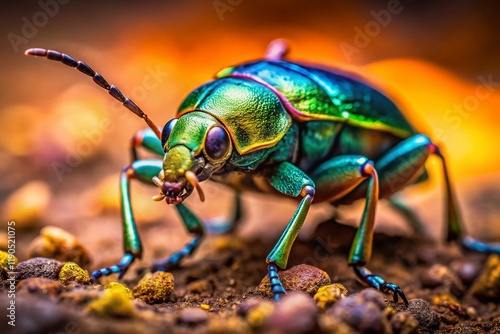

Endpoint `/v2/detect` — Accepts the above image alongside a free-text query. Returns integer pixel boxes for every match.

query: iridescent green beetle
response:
[25,40,500,304]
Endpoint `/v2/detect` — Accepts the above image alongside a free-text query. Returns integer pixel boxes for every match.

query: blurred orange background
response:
[1,1,499,245]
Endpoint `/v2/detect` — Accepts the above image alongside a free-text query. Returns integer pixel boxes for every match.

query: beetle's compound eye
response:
[161,118,178,148]
[205,126,230,161]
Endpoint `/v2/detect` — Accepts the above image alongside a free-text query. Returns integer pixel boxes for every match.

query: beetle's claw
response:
[381,282,409,306]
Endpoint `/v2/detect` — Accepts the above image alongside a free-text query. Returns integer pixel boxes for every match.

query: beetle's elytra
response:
[25,39,500,304]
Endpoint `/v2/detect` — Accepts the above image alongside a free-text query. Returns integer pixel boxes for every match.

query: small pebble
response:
[104,282,133,299]
[17,277,63,297]
[133,271,174,304]
[390,312,418,334]
[264,292,319,334]
[178,307,208,326]
[0,250,17,268]
[58,262,90,285]
[314,283,348,311]
[450,259,481,285]
[2,180,51,230]
[258,264,331,298]
[238,297,268,316]
[420,264,464,296]
[28,226,91,268]
[393,299,440,333]
[432,293,467,316]
[16,257,64,281]
[86,288,135,318]
[245,299,275,328]
[327,289,391,334]
[470,254,500,301]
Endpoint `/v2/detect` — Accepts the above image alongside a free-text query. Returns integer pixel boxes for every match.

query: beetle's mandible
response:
[25,39,500,305]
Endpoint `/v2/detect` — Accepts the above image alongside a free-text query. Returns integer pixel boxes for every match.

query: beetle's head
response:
[152,111,233,204]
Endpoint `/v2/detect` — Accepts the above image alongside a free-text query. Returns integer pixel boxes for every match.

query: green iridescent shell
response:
[177,77,292,154]
[216,60,416,138]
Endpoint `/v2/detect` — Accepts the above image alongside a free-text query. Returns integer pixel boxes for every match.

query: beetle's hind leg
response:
[377,134,500,253]
[432,145,500,253]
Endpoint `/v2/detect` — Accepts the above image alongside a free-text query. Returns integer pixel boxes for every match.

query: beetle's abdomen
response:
[218,60,416,139]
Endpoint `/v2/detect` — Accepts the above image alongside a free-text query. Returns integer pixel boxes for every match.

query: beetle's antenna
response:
[25,48,162,140]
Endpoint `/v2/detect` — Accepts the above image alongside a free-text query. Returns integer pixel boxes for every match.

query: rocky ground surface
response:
[0,156,499,334]
[1,216,500,334]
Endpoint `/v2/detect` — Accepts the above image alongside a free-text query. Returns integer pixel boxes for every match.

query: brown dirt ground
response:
[1,155,500,333]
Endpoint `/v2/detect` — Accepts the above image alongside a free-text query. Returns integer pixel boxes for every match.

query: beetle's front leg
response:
[130,127,164,161]
[91,159,163,280]
[264,162,315,301]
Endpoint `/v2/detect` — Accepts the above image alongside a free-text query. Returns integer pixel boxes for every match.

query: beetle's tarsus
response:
[353,265,408,306]
[149,235,203,273]
[90,253,135,281]
[381,282,409,305]
[268,263,286,301]
[461,236,500,254]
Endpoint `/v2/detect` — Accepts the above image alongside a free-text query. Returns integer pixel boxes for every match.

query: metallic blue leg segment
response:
[353,265,408,305]
[268,263,286,301]
[150,236,203,272]
[462,237,500,253]
[91,253,134,280]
